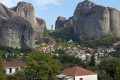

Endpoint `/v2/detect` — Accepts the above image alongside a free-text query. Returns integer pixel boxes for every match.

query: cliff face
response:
[55,16,73,29]
[55,1,120,40]
[73,1,111,40]
[0,3,35,49]
[11,2,46,40]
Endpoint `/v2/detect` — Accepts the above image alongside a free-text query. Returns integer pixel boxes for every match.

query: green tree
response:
[24,50,60,80]
[99,58,120,80]
[98,70,112,80]
[14,70,26,80]
[89,53,95,66]
[0,55,6,80]
[7,75,14,80]
[115,67,120,80]
[53,54,86,70]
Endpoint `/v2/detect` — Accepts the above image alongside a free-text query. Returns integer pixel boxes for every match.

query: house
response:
[56,66,97,80]
[2,61,26,75]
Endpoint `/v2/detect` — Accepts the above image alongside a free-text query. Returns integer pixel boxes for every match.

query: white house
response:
[57,66,97,80]
[2,61,26,75]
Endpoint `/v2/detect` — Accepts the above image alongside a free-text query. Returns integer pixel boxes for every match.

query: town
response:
[36,40,116,64]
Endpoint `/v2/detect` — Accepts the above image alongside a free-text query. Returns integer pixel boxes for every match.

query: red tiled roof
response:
[2,61,26,68]
[61,66,97,76]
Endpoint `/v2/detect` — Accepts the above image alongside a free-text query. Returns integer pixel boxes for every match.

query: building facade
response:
[57,66,97,80]
[2,61,26,75]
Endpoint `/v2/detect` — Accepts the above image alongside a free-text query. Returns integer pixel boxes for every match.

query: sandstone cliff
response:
[11,2,46,40]
[55,0,120,40]
[0,3,35,49]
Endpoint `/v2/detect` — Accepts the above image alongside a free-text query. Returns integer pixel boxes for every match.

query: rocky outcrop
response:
[108,8,120,37]
[0,3,35,49]
[11,2,46,40]
[73,1,111,40]
[55,0,120,40]
[55,16,66,29]
[55,16,73,29]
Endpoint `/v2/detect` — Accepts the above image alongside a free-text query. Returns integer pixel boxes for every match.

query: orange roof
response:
[61,66,97,76]
[2,61,26,68]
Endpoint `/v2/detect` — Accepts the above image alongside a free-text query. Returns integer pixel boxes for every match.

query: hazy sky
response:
[0,0,120,29]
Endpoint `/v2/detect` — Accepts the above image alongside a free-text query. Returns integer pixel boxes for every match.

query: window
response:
[15,68,19,72]
[80,78,83,80]
[9,68,12,73]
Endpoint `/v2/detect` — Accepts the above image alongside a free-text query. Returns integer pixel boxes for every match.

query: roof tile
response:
[61,66,97,76]
[2,61,26,68]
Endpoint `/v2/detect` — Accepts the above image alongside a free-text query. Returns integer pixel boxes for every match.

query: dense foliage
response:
[6,70,26,80]
[115,67,120,80]
[24,50,60,80]
[0,55,6,80]
[98,58,120,80]
[109,48,120,58]
[53,54,86,70]
[0,46,32,61]
[80,35,120,48]
[48,27,78,42]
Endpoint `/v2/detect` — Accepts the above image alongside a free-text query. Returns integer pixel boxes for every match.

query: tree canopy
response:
[80,35,120,48]
[98,58,120,80]
[0,55,6,80]
[24,50,60,80]
[53,54,86,70]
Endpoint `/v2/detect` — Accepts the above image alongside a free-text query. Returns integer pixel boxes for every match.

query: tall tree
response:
[0,55,6,80]
[99,58,120,80]
[115,67,120,80]
[24,50,60,80]
[89,53,95,66]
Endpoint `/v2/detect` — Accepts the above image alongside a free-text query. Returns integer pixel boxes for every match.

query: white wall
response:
[57,74,74,80]
[5,67,21,75]
[75,74,97,80]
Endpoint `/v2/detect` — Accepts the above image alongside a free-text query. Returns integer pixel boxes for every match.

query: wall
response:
[5,67,21,75]
[75,74,97,80]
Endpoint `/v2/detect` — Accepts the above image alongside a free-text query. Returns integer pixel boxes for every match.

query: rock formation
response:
[55,16,73,29]
[55,0,120,40]
[0,3,35,49]
[11,2,46,40]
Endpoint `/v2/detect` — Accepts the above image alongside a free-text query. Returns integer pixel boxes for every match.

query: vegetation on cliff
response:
[48,27,78,42]
[45,28,120,48]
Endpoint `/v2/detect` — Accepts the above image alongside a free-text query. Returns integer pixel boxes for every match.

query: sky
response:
[0,0,120,29]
